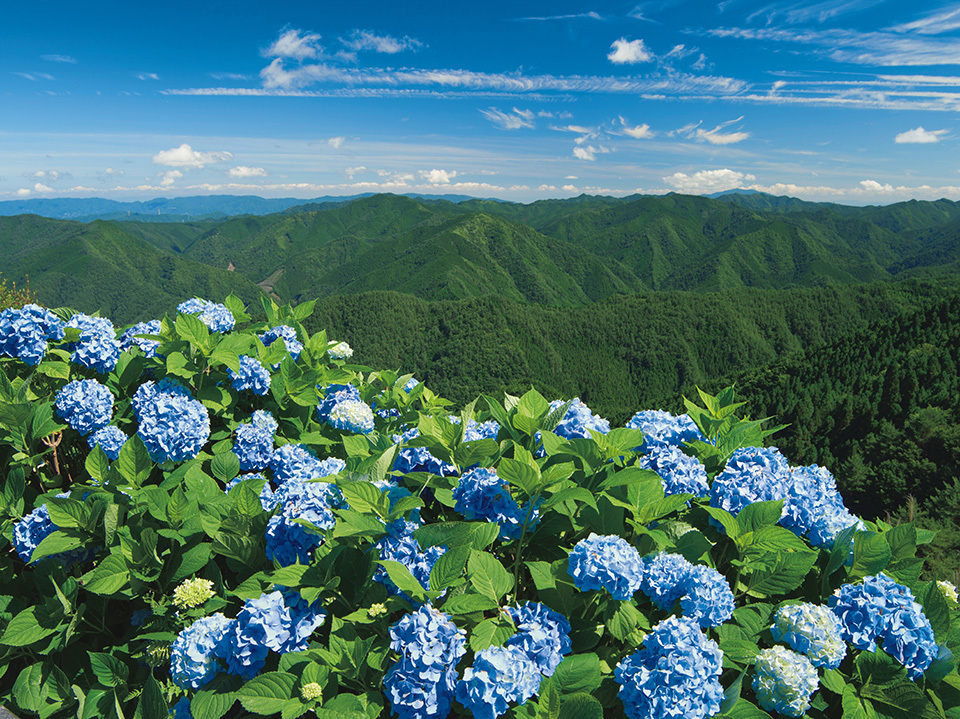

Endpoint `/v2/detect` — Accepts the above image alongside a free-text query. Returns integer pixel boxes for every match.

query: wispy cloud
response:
[894,126,948,143]
[137,73,160,81]
[619,116,656,138]
[890,6,960,35]
[328,136,345,149]
[13,72,54,81]
[23,170,71,182]
[264,28,324,61]
[41,54,76,64]
[513,11,603,21]
[341,30,422,54]
[746,0,886,25]
[607,38,654,64]
[228,166,268,178]
[152,143,233,169]
[210,72,251,81]
[159,170,183,186]
[480,107,536,129]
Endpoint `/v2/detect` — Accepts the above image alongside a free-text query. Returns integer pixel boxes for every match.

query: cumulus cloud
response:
[619,116,655,139]
[16,188,31,197]
[33,182,54,193]
[663,168,756,193]
[607,38,653,64]
[159,170,183,186]
[480,107,536,129]
[419,169,457,184]
[228,166,267,178]
[152,143,233,169]
[859,179,894,192]
[562,184,579,192]
[342,30,422,54]
[264,28,323,60]
[895,126,947,143]
[573,145,610,161]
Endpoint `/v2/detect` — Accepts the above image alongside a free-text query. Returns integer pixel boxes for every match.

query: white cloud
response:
[25,170,70,182]
[344,166,368,178]
[697,126,750,145]
[619,116,655,139]
[342,30,422,54]
[573,145,610,161]
[41,54,77,64]
[514,11,603,20]
[104,168,124,176]
[562,184,579,192]
[152,143,233,169]
[228,166,268,178]
[137,73,160,81]
[895,126,948,143]
[663,168,756,193]
[33,182,54,193]
[328,136,345,149]
[607,38,653,64]
[159,170,183,186]
[264,29,323,60]
[564,175,578,179]
[13,72,54,81]
[480,107,536,129]
[858,179,894,192]
[537,184,558,190]
[419,169,457,184]
[16,188,31,196]
[890,7,960,35]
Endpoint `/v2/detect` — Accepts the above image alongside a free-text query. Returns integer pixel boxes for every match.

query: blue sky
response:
[4,0,960,204]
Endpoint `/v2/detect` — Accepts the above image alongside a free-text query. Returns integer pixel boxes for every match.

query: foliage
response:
[0,273,36,311]
[1,294,959,719]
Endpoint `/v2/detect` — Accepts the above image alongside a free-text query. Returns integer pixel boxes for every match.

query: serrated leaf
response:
[82,552,129,595]
[0,606,59,646]
[551,654,601,695]
[557,693,603,719]
[429,546,470,592]
[414,521,499,551]
[85,445,111,482]
[176,312,212,353]
[116,434,153,486]
[210,452,241,483]
[470,615,516,652]
[736,501,784,533]
[443,594,499,614]
[468,550,513,602]
[12,664,45,712]
[850,531,892,581]
[377,560,428,602]
[745,550,818,597]
[89,652,128,688]
[237,672,297,715]
[133,674,167,719]
[340,481,387,517]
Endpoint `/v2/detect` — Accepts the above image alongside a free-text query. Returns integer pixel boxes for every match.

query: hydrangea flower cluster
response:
[710,447,862,548]
[939,580,959,604]
[269,444,344,485]
[626,410,705,451]
[384,606,466,719]
[615,616,724,719]
[55,379,114,435]
[232,410,277,472]
[393,427,458,476]
[119,320,162,357]
[87,425,127,460]
[456,646,541,719]
[640,553,734,628]
[13,495,95,568]
[752,646,820,717]
[374,519,446,599]
[464,419,500,442]
[638,446,709,497]
[316,383,361,421]
[172,578,215,609]
[0,303,64,365]
[829,574,938,678]
[219,591,327,679]
[568,533,645,600]
[548,397,610,439]
[227,355,271,395]
[260,325,303,361]
[504,602,572,677]
[177,298,235,332]
[771,603,847,669]
[65,313,121,373]
[327,341,353,360]
[453,468,539,540]
[327,399,375,434]
[169,613,233,689]
[133,380,210,463]
[265,479,343,565]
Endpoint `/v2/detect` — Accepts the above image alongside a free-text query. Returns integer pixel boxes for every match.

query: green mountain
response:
[0,215,263,323]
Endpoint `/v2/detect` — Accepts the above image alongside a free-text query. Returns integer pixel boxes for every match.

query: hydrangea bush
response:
[1,294,959,719]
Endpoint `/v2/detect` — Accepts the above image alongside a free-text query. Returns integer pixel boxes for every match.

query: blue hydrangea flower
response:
[55,379,114,435]
[225,474,275,510]
[829,574,937,678]
[87,425,127,460]
[269,444,345,485]
[464,419,500,442]
[393,427,458,476]
[680,565,735,628]
[772,603,847,669]
[265,479,342,565]
[119,320,162,357]
[0,303,64,365]
[615,615,724,719]
[327,399,375,434]
[710,446,791,519]
[65,313,114,337]
[384,658,458,719]
[316,383,361,422]
[133,380,210,463]
[453,467,539,541]
[638,446,709,497]
[457,646,542,719]
[640,552,693,610]
[752,646,820,718]
[65,313,121,373]
[232,410,277,472]
[260,325,303,361]
[178,298,235,333]
[504,602,572,677]
[404,377,420,392]
[390,605,467,669]
[626,410,706,451]
[374,519,446,598]
[170,698,193,719]
[568,533,645,600]
[227,355,271,395]
[548,397,610,440]
[783,464,863,547]
[169,613,233,689]
[13,503,58,563]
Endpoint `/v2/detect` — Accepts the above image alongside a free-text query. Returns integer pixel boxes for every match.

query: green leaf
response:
[842,686,877,719]
[12,664,45,712]
[736,501,784,533]
[705,506,740,539]
[89,652,128,688]
[377,560,427,602]
[551,654,602,695]
[517,389,549,419]
[176,312,212,353]
[822,668,847,695]
[498,457,540,496]
[133,674,167,719]
[429,546,470,592]
[237,672,297,715]
[339,481,387,517]
[745,550,818,597]
[45,495,89,528]
[85,445,111,482]
[115,435,153,486]
[467,550,513,602]
[850,531,892,581]
[470,615,516,652]
[414,521,499,551]
[82,553,129,595]
[211,452,241,484]
[722,699,774,718]
[443,594,499,614]
[0,606,59,646]
[919,581,952,643]
[191,676,241,719]
[537,680,562,719]
[30,530,82,562]
[557,693,604,719]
